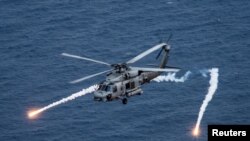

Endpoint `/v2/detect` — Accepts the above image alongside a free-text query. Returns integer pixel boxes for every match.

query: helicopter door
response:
[125,81,135,90]
[125,82,130,89]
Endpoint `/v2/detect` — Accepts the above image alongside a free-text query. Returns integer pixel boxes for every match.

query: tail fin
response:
[157,44,170,68]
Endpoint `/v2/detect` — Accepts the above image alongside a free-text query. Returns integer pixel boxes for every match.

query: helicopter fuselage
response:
[93,70,160,104]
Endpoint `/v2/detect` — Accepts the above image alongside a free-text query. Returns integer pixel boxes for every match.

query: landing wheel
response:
[106,94,112,101]
[122,98,128,104]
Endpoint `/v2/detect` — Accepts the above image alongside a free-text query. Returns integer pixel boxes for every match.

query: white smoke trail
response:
[28,85,99,118]
[153,71,192,83]
[193,68,219,136]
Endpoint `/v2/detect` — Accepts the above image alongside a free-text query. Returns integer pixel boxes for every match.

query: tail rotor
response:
[156,33,172,60]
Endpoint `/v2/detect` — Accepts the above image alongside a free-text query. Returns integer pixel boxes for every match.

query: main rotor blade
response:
[70,70,111,84]
[61,53,111,66]
[131,67,179,72]
[167,33,173,43]
[127,43,167,64]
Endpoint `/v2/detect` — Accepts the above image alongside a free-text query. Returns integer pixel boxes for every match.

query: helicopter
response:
[61,41,179,104]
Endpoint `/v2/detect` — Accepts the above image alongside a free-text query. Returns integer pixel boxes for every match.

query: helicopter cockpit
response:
[97,84,117,92]
[94,83,118,101]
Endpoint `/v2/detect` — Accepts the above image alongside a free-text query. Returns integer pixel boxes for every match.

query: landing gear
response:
[106,94,112,101]
[125,92,129,97]
[122,98,128,104]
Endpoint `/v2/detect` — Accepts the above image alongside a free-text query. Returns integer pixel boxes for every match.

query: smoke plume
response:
[193,68,219,136]
[153,71,192,83]
[28,85,98,118]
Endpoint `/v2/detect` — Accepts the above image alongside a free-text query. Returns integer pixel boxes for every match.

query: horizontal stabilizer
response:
[165,66,181,70]
[131,67,179,72]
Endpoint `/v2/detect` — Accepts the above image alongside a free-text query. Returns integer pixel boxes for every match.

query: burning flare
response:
[192,127,200,137]
[27,109,41,119]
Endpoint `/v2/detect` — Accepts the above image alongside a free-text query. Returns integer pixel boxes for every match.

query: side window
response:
[113,86,117,92]
[126,83,130,89]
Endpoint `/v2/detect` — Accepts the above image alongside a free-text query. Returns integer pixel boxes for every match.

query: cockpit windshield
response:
[98,84,111,92]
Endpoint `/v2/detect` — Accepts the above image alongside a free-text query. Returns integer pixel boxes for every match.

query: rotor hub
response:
[111,63,128,70]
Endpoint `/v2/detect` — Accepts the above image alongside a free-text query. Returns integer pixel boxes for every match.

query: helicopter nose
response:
[94,91,110,101]
[94,91,102,97]
[93,91,103,101]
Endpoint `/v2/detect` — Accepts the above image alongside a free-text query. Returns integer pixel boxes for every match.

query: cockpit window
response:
[98,85,104,90]
[98,84,111,92]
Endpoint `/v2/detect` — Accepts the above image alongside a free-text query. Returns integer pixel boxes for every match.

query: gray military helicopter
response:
[61,41,179,104]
